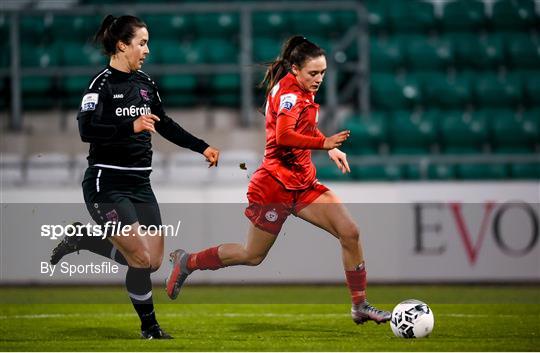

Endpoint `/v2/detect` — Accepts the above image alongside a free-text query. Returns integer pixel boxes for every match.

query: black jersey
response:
[77,65,208,169]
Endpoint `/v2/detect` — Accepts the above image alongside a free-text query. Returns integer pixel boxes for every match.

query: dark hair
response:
[93,15,147,56]
[259,35,325,96]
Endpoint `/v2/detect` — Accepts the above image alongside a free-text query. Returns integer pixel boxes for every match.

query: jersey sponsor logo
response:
[140,89,150,102]
[105,209,119,223]
[81,93,99,112]
[115,105,152,117]
[265,209,278,222]
[113,94,124,99]
[279,93,297,111]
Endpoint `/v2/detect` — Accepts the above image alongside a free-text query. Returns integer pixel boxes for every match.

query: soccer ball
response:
[390,299,434,338]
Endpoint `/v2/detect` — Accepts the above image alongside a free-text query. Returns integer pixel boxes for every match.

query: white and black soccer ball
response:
[390,299,434,338]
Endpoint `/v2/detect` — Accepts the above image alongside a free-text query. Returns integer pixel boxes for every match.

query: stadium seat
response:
[292,11,339,38]
[316,164,353,181]
[441,110,488,153]
[492,110,540,152]
[401,35,454,70]
[427,163,457,180]
[370,73,422,109]
[20,15,52,44]
[505,32,540,69]
[61,43,105,66]
[474,73,522,108]
[342,112,388,155]
[351,164,403,181]
[440,0,486,31]
[390,110,437,154]
[447,32,504,69]
[510,163,540,179]
[336,10,359,33]
[194,13,239,38]
[50,15,99,43]
[420,72,472,109]
[491,0,537,30]
[210,74,240,106]
[370,36,404,72]
[144,14,195,40]
[21,44,59,68]
[387,0,436,32]
[252,12,288,37]
[153,39,203,65]
[22,76,55,109]
[196,39,238,63]
[364,0,389,33]
[253,37,282,63]
[159,74,198,107]
[456,163,509,180]
[61,76,90,109]
[523,72,540,106]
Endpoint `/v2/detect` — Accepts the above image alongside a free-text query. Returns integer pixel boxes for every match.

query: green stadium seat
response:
[50,15,99,43]
[447,32,504,69]
[370,73,422,109]
[491,0,537,29]
[365,0,389,33]
[492,110,540,152]
[153,39,203,65]
[61,43,105,66]
[523,72,540,106]
[144,14,194,40]
[370,36,404,72]
[388,1,436,32]
[21,44,59,68]
[505,32,540,69]
[390,110,437,154]
[456,164,509,180]
[401,35,454,70]
[159,74,198,107]
[292,11,339,38]
[252,12,288,37]
[441,110,488,153]
[474,73,522,107]
[352,164,403,181]
[194,13,239,37]
[210,74,240,106]
[419,72,472,109]
[20,15,51,44]
[61,76,90,109]
[22,76,55,109]
[196,39,238,63]
[404,164,423,180]
[253,37,282,63]
[427,163,458,180]
[342,112,388,155]
[441,0,486,30]
[510,163,540,179]
[316,164,353,181]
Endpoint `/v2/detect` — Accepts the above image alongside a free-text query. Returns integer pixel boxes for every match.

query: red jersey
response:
[260,73,326,190]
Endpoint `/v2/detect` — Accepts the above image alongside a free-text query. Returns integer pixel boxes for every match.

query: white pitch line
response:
[0,312,520,320]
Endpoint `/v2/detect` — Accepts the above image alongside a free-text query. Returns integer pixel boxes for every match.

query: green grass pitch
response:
[1,284,539,351]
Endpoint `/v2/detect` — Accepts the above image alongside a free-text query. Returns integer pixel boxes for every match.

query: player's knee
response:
[150,255,163,272]
[339,223,359,247]
[128,248,152,268]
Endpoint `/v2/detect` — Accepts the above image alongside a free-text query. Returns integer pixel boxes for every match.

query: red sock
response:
[187,246,224,271]
[345,262,366,305]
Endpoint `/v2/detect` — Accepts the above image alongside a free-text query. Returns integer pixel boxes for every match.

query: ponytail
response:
[259,35,325,96]
[93,15,146,57]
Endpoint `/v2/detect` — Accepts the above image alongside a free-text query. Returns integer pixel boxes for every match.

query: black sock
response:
[126,266,158,331]
[80,230,128,266]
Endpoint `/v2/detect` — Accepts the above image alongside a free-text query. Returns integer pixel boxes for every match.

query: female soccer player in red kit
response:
[167,36,391,325]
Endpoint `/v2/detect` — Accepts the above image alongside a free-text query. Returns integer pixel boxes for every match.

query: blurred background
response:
[0,0,539,284]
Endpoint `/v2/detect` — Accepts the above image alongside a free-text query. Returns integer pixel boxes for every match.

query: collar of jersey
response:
[107,65,134,80]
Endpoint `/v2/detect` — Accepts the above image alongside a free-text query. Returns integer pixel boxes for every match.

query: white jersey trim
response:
[89,69,109,89]
[93,164,152,171]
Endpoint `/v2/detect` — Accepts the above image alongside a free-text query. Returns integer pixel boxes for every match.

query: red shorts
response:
[244,168,329,235]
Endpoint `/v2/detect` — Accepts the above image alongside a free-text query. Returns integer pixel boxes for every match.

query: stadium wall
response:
[1,182,539,284]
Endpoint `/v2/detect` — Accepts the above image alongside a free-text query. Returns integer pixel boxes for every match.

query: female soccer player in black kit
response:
[50,15,219,339]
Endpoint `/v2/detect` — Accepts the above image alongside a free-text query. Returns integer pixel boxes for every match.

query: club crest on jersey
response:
[265,209,278,222]
[140,89,150,102]
[105,209,119,223]
[80,93,98,112]
[279,93,297,111]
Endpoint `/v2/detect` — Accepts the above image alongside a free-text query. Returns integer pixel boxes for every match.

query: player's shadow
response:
[54,326,135,340]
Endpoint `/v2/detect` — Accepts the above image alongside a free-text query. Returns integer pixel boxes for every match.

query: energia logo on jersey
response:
[115,105,151,117]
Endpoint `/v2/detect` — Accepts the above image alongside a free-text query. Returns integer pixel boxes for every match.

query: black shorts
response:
[82,167,162,233]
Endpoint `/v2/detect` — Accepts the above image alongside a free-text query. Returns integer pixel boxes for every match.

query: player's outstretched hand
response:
[133,114,160,133]
[323,130,350,150]
[203,146,220,168]
[328,148,351,174]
